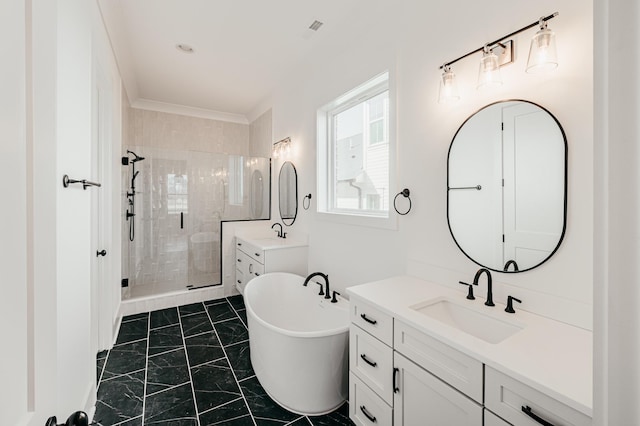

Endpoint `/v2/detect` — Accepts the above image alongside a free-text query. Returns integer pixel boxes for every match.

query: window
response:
[167,173,188,214]
[317,72,394,225]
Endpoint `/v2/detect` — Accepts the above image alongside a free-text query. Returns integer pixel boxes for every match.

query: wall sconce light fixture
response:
[438,65,460,103]
[272,137,291,159]
[477,44,503,88]
[526,18,558,73]
[439,12,559,102]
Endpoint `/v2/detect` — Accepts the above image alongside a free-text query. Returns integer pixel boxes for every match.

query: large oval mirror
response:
[447,100,567,273]
[279,161,298,226]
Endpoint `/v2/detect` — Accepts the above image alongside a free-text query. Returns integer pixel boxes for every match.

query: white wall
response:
[0,0,30,423]
[252,0,593,329]
[594,0,640,424]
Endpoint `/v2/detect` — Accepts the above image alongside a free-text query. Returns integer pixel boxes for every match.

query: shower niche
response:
[122,146,270,300]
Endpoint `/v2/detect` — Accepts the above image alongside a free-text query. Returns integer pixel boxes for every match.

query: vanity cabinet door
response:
[393,352,482,426]
[485,409,512,426]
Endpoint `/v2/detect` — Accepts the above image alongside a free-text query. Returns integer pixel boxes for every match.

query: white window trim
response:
[316,71,397,230]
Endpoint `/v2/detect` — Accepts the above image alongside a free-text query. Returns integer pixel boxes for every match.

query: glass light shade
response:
[526,28,558,73]
[272,145,280,159]
[438,67,460,103]
[477,50,502,88]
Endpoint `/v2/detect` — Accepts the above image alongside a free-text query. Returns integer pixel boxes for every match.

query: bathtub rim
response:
[244,272,349,339]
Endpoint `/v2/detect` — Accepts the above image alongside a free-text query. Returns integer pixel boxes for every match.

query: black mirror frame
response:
[446,99,568,273]
[279,161,298,226]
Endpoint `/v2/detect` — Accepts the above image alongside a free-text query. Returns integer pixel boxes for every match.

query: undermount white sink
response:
[411,298,524,344]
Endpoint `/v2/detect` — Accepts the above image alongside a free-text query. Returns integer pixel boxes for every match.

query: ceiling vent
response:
[309,20,324,31]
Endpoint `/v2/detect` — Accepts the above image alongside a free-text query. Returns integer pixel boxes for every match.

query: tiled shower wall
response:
[122,105,273,300]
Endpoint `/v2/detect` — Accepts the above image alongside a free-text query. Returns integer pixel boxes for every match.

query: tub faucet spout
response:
[303,272,331,299]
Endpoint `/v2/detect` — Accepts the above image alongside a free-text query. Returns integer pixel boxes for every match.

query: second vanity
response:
[347,276,592,426]
[235,236,308,294]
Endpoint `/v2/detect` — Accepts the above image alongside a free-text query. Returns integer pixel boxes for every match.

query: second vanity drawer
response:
[236,237,264,264]
[349,372,392,426]
[351,297,393,346]
[350,326,394,404]
[394,319,483,403]
[485,367,592,426]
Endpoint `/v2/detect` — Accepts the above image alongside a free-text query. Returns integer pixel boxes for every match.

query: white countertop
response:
[237,235,308,250]
[346,275,592,417]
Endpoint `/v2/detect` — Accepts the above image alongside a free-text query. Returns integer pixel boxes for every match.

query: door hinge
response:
[121,278,129,288]
[502,234,505,243]
[501,122,504,131]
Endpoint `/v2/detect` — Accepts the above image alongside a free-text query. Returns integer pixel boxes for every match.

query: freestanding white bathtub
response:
[244,272,349,415]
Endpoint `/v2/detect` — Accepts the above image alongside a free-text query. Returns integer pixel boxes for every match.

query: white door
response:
[91,60,115,354]
[502,103,565,268]
[393,352,482,426]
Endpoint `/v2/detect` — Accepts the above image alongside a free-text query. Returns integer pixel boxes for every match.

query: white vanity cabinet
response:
[349,297,483,426]
[347,277,592,426]
[234,236,307,294]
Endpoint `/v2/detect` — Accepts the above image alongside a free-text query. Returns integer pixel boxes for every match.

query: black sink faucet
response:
[271,222,285,238]
[473,268,495,307]
[303,272,331,300]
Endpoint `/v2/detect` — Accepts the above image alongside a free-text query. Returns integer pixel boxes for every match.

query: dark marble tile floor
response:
[94,295,352,426]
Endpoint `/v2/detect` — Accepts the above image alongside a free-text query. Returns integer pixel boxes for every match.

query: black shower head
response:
[127,150,145,162]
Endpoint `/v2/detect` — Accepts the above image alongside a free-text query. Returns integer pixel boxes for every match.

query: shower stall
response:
[121,146,270,300]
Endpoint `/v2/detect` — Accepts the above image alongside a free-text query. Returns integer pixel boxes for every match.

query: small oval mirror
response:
[279,161,298,226]
[447,100,567,273]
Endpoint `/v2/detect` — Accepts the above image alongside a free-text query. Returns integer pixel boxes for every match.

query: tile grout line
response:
[197,396,244,417]
[203,297,257,426]
[177,304,203,426]
[189,355,227,370]
[226,298,247,328]
[145,380,192,398]
[96,351,110,392]
[112,336,147,348]
[147,346,183,359]
[141,314,150,425]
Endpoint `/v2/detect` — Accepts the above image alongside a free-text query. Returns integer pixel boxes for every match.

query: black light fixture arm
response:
[439,12,559,69]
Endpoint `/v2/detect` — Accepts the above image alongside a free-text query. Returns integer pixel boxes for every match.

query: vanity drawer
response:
[349,372,392,426]
[236,250,264,279]
[236,237,264,264]
[236,250,251,272]
[351,297,393,346]
[350,326,394,404]
[235,269,246,294]
[394,319,483,403]
[485,367,591,426]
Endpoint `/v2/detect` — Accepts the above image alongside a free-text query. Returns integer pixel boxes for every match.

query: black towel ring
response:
[303,193,312,210]
[393,188,412,215]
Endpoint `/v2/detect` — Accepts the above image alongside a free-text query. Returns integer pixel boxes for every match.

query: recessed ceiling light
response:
[309,20,324,31]
[176,44,194,53]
